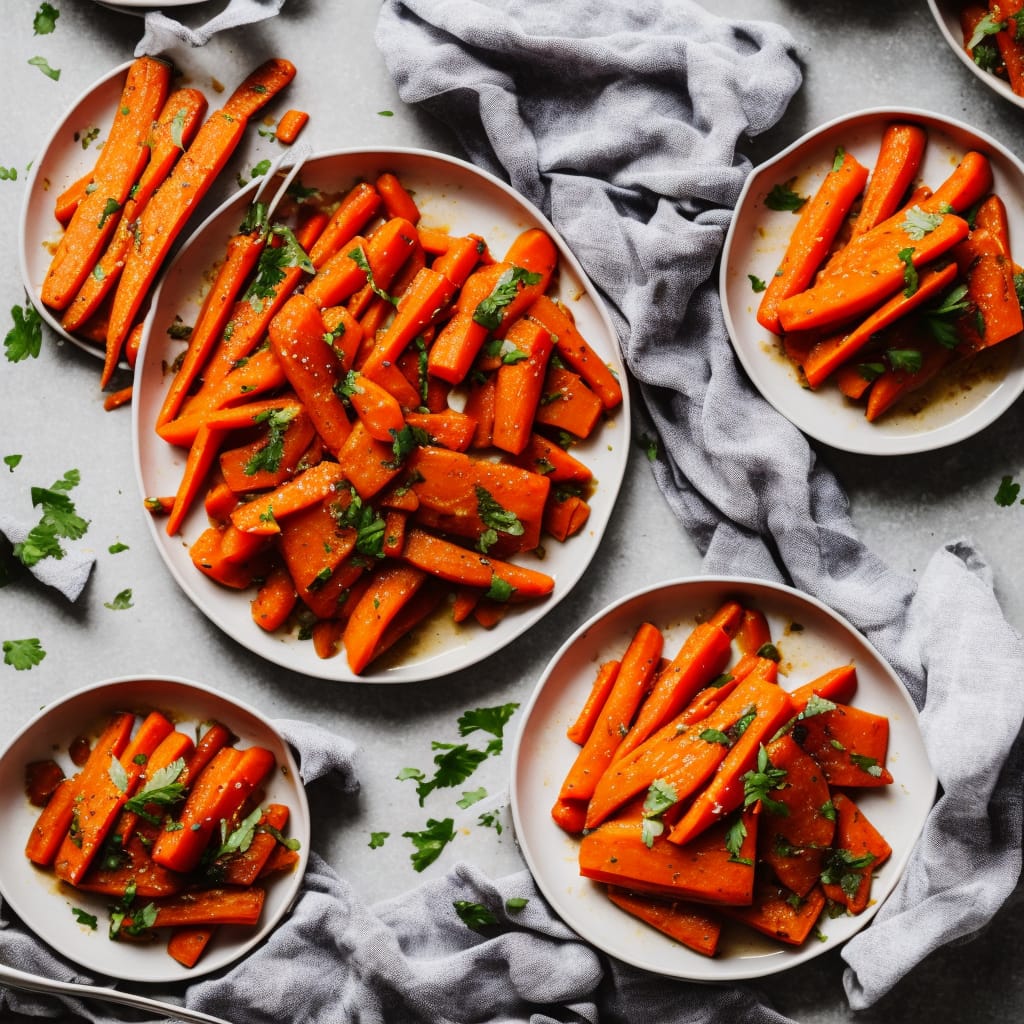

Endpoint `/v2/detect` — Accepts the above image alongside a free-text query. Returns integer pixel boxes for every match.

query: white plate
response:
[0,676,310,984]
[927,0,1024,112]
[132,147,629,683]
[721,107,1024,455]
[509,577,937,982]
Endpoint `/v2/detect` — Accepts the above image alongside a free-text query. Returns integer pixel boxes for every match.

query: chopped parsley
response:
[473,266,542,329]
[348,244,396,305]
[457,787,488,808]
[97,198,121,229]
[886,348,923,374]
[900,206,944,241]
[748,274,767,293]
[640,778,677,847]
[384,424,430,469]
[33,2,59,34]
[924,283,970,350]
[245,225,315,310]
[331,488,386,558]
[857,362,885,383]
[764,180,807,212]
[800,694,837,719]
[28,55,60,80]
[453,900,498,931]
[967,12,1006,52]
[403,817,456,872]
[849,752,883,778]
[756,642,781,662]
[104,588,133,611]
[831,146,846,173]
[0,167,17,181]
[741,744,788,815]
[506,897,529,912]
[995,474,1022,506]
[13,469,89,568]
[897,246,918,297]
[458,703,518,755]
[4,454,22,472]
[107,756,129,794]
[170,107,188,150]
[215,806,263,859]
[245,406,299,475]
[3,637,46,670]
[124,758,186,822]
[820,847,875,900]
[108,541,129,554]
[71,907,97,929]
[369,831,389,849]
[5,300,43,362]
[724,816,752,865]
[475,485,524,554]
[486,574,516,603]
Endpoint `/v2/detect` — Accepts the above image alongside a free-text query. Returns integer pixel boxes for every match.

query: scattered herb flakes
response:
[349,244,396,305]
[473,266,542,329]
[640,778,677,848]
[756,642,781,662]
[505,896,529,912]
[246,225,315,310]
[820,847,875,900]
[968,12,1007,52]
[0,167,18,181]
[831,146,846,173]
[995,474,1022,506]
[378,110,395,117]
[453,900,498,931]
[799,694,837,719]
[403,817,456,872]
[5,300,43,362]
[700,727,731,747]
[216,806,263,859]
[71,907,98,929]
[369,831,389,849]
[13,469,88,568]
[3,637,46,670]
[28,56,60,80]
[456,787,488,809]
[476,485,524,554]
[457,702,518,755]
[108,541,129,554]
[251,158,273,178]
[104,588,134,611]
[724,816,753,865]
[4,454,22,472]
[477,810,503,834]
[34,2,59,34]
[897,246,918,297]
[886,348,923,374]
[741,744,788,815]
[849,752,883,778]
[245,406,299,475]
[764,180,807,212]
[748,274,767,293]
[900,206,944,241]
[124,758,186,822]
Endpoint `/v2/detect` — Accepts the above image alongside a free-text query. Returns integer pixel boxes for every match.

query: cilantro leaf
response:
[108,541,129,554]
[216,805,263,859]
[403,817,456,871]
[857,362,885,383]
[831,146,846,173]
[820,847,876,900]
[245,225,314,310]
[13,470,88,568]
[886,348,923,374]
[108,756,129,794]
[124,757,186,821]
[700,727,731,747]
[748,274,767,293]
[764,181,807,212]
[104,588,133,611]
[995,474,1022,506]
[478,810,503,834]
[457,787,488,809]
[506,896,529,912]
[4,454,22,472]
[245,406,299,475]
[724,816,753,865]
[756,642,781,662]
[170,106,188,150]
[473,266,542,329]
[800,694,837,719]
[897,246,918,297]
[33,3,59,34]
[453,900,498,931]
[486,574,516,603]
[968,12,1006,51]
[900,206,944,241]
[28,55,60,80]
[458,703,518,752]
[849,752,883,777]
[331,488,386,558]
[71,907,97,929]
[475,485,524,554]
[369,831,389,849]
[384,424,431,470]
[741,745,788,815]
[5,301,42,362]
[2,637,46,670]
[349,244,396,305]
[640,778,677,848]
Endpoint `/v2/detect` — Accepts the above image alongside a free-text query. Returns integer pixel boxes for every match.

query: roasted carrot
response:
[159,393,302,450]
[167,927,214,969]
[342,563,428,674]
[719,878,826,945]
[376,171,421,223]
[787,663,857,709]
[432,235,484,288]
[308,182,382,269]
[757,148,870,334]
[955,225,1023,346]
[53,170,93,226]
[103,385,133,412]
[864,336,954,421]
[566,660,622,745]
[181,722,234,789]
[851,123,928,238]
[135,887,266,929]
[219,408,316,494]
[532,366,604,439]
[230,460,348,535]
[514,432,593,483]
[42,57,172,311]
[275,108,310,145]
[792,700,893,787]
[922,151,994,215]
[346,372,408,442]
[734,607,772,656]
[819,792,891,914]
[606,888,722,956]
[543,492,590,542]
[489,318,557,455]
[251,561,299,632]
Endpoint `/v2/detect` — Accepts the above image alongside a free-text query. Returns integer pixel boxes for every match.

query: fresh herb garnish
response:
[245,406,299,475]
[506,897,529,912]
[369,831,389,849]
[28,55,60,80]
[967,12,1006,51]
[886,348,923,374]
[71,907,97,929]
[458,703,518,755]
[748,274,767,293]
[97,198,121,229]
[3,637,46,670]
[756,642,781,662]
[33,2,59,34]
[4,454,22,472]
[108,756,129,794]
[403,817,456,872]
[216,806,263,859]
[486,574,516,603]
[473,266,542,330]
[820,847,876,900]
[453,900,498,930]
[849,752,883,777]
[475,485,524,554]
[5,300,43,362]
[857,362,885,383]
[331,488,386,557]
[741,745,788,815]
[924,282,970,349]
[995,474,1022,506]
[764,180,807,212]
[724,816,753,865]
[245,225,315,310]
[900,206,944,241]
[348,244,396,305]
[13,469,88,568]
[124,758,186,822]
[831,146,846,173]
[456,787,487,809]
[104,588,133,611]
[897,246,918,297]
[800,694,837,719]
[108,542,129,554]
[384,424,431,470]
[640,778,678,848]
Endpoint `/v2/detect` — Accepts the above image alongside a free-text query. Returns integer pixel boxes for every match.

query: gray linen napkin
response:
[373,0,1024,1012]
[135,0,286,57]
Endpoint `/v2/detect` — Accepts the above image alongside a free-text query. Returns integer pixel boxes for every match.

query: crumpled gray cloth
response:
[374,0,1024,1013]
[135,0,286,56]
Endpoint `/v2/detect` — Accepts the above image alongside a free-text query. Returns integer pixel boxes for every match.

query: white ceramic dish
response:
[927,0,1024,111]
[510,577,936,982]
[721,107,1024,456]
[0,676,310,984]
[132,146,629,683]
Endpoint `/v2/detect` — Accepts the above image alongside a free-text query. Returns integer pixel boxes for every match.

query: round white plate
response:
[927,0,1024,112]
[721,107,1024,455]
[0,676,310,984]
[132,146,629,683]
[510,576,936,981]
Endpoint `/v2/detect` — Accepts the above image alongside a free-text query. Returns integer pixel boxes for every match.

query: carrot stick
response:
[533,366,604,439]
[851,123,928,238]
[219,409,316,494]
[431,235,484,287]
[526,295,623,410]
[308,182,382,269]
[166,425,223,537]
[776,210,969,333]
[513,433,593,483]
[566,660,621,745]
[106,59,296,353]
[158,393,301,449]
[167,927,215,969]
[543,492,590,542]
[792,700,893,787]
[54,711,175,885]
[54,170,93,226]
[974,194,1013,257]
[606,888,722,956]
[488,318,557,455]
[800,261,959,387]
[612,621,734,763]
[275,108,309,145]
[787,663,857,709]
[342,564,428,674]
[819,792,891,914]
[62,86,209,334]
[181,722,234,789]
[401,527,555,599]
[25,712,136,867]
[734,607,771,655]
[230,460,348,535]
[757,148,870,333]
[921,151,994,214]
[553,622,664,814]
[955,225,1023,346]
[403,409,477,452]
[219,804,291,886]
[719,878,826,945]
[346,372,409,442]
[376,171,421,223]
[41,57,172,311]
[103,385,133,411]
[139,887,267,929]
[864,337,953,421]
[151,745,276,874]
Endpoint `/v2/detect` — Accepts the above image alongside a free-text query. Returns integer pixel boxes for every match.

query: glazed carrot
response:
[613,620,734,763]
[359,267,457,378]
[543,492,590,542]
[308,182,382,269]
[151,745,276,874]
[665,683,795,846]
[219,409,316,494]
[864,337,954,421]
[62,86,209,356]
[264,297,353,453]
[491,318,556,455]
[166,425,222,537]
[757,148,870,333]
[342,563,428,673]
[526,295,623,410]
[707,600,745,636]
[514,432,593,483]
[533,366,604,439]
[787,663,857,709]
[401,527,554,599]
[137,887,266,929]
[220,524,271,565]
[25,712,135,867]
[776,210,969,333]
[835,362,873,400]
[305,217,419,308]
[230,460,348,535]
[719,878,826,945]
[566,660,622,745]
[432,235,484,287]
[54,170,93,226]
[792,700,893,787]
[734,607,771,656]
[219,804,291,886]
[103,385,133,412]
[606,888,722,956]
[107,60,296,353]
[156,230,267,427]
[975,194,1013,257]
[819,792,891,914]
[159,392,301,450]
[275,108,309,144]
[54,711,175,885]
[492,229,559,337]
[578,805,758,905]
[851,123,928,238]
[800,261,959,387]
[167,927,214,969]
[955,225,1023,346]
[250,562,298,632]
[757,734,835,897]
[41,57,172,311]
[181,722,234,789]
[921,151,994,215]
[190,527,262,588]
[991,0,1024,93]
[404,409,478,452]
[376,171,421,223]
[78,832,185,899]
[554,622,664,813]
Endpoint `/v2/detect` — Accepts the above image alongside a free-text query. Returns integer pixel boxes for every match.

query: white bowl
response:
[509,576,936,982]
[132,146,629,683]
[721,107,1024,455]
[0,676,310,983]
[927,0,1024,111]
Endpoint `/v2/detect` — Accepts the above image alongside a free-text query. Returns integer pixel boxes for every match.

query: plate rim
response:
[508,573,938,982]
[721,104,1024,456]
[0,673,311,984]
[131,144,631,684]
